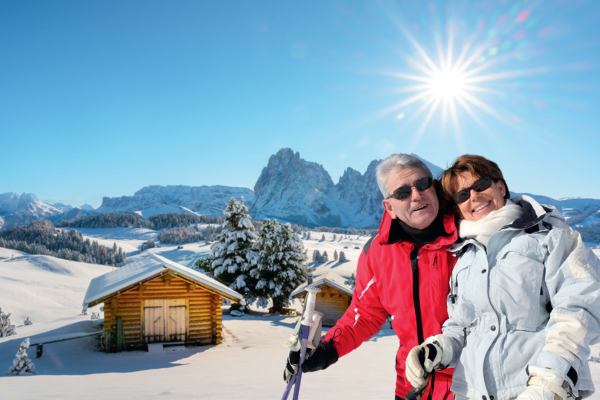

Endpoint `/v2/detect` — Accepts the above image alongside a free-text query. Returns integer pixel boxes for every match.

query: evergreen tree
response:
[339,251,348,263]
[248,219,307,313]
[345,272,356,289]
[0,308,16,337]
[307,232,311,240]
[333,250,338,261]
[321,251,329,263]
[198,197,257,301]
[8,338,35,375]
[24,317,32,326]
[333,234,337,241]
[313,250,322,263]
[321,234,325,241]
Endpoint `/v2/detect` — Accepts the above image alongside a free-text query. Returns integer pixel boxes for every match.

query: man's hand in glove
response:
[283,340,339,383]
[405,336,444,391]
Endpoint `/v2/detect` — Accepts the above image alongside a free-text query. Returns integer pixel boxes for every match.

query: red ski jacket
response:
[324,211,458,400]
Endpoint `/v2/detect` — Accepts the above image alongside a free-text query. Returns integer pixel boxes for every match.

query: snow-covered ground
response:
[0,247,110,323]
[62,227,158,257]
[1,233,600,399]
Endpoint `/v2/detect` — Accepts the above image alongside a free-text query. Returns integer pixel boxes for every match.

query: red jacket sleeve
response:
[323,247,388,358]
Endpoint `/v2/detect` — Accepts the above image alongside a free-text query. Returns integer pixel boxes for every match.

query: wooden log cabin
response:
[291,271,354,327]
[83,253,242,352]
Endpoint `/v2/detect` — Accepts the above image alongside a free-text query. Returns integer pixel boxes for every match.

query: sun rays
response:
[377,6,552,151]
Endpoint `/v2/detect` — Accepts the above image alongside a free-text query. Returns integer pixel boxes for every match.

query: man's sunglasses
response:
[386,176,433,200]
[452,175,498,204]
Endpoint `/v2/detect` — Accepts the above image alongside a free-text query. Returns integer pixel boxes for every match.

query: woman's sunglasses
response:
[452,175,498,204]
[386,176,433,200]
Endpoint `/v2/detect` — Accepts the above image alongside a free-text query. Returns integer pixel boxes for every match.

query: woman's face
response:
[455,172,507,221]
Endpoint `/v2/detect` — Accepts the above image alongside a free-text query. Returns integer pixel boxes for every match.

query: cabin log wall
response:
[103,271,223,347]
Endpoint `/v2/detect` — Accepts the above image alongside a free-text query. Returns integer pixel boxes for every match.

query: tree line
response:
[59,212,224,230]
[0,220,127,266]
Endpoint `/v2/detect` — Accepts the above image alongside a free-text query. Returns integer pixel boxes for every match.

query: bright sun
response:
[429,69,466,100]
[381,24,530,149]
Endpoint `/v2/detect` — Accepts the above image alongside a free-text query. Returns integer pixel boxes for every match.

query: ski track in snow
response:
[0,234,599,399]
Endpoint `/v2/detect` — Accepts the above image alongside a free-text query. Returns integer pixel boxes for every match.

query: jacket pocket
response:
[492,250,544,331]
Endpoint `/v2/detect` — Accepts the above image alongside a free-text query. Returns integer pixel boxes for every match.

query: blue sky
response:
[1,0,599,207]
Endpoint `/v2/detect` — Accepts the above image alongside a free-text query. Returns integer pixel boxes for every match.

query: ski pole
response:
[292,286,320,400]
[281,287,320,400]
[281,299,309,400]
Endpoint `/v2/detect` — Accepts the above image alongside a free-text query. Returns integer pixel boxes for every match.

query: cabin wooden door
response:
[167,299,187,342]
[144,299,187,343]
[144,299,165,343]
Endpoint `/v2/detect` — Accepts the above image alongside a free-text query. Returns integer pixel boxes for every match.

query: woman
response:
[405,155,600,400]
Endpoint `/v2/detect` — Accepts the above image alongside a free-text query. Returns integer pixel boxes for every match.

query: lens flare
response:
[373,2,555,150]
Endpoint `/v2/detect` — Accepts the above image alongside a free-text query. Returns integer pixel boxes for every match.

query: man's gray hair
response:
[376,153,433,197]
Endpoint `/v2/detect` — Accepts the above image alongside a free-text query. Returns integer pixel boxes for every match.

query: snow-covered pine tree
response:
[333,250,338,261]
[333,234,337,241]
[199,197,258,302]
[8,338,35,375]
[248,219,307,313]
[0,308,16,337]
[339,251,348,263]
[307,232,311,240]
[321,234,325,241]
[321,251,329,263]
[24,317,32,326]
[313,250,322,263]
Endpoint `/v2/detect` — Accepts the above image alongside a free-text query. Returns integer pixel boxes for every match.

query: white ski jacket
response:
[436,195,600,400]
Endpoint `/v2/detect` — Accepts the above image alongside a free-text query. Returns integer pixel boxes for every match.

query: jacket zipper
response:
[410,246,424,344]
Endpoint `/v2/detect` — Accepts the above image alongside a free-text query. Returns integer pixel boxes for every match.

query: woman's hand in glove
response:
[405,337,444,390]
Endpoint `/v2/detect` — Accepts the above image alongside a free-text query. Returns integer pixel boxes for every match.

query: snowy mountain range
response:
[1,148,600,232]
[0,192,100,229]
[96,185,255,218]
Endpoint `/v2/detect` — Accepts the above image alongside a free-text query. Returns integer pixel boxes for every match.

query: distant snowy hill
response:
[80,203,95,211]
[50,202,74,213]
[0,192,63,229]
[97,185,255,217]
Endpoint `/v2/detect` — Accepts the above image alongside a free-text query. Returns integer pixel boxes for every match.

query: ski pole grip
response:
[302,287,320,326]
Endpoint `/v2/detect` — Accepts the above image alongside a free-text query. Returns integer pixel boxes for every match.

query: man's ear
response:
[382,199,397,219]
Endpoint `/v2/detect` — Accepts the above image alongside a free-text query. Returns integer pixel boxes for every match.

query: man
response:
[284,153,458,400]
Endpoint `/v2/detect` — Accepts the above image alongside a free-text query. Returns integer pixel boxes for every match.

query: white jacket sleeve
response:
[535,220,600,387]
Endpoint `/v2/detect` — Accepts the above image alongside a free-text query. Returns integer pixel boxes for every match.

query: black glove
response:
[283,340,339,382]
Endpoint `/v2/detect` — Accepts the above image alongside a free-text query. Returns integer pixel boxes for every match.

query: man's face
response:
[382,167,439,230]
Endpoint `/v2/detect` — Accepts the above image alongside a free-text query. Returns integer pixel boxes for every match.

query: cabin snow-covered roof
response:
[291,271,354,298]
[83,253,242,309]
